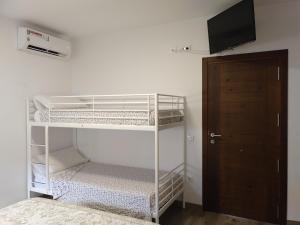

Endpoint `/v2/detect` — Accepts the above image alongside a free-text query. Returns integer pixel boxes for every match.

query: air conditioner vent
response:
[27,45,63,57]
[27,45,48,53]
[48,50,61,56]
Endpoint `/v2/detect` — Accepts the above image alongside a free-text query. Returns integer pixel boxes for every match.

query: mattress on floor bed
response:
[34,109,183,126]
[0,198,155,225]
[32,162,182,220]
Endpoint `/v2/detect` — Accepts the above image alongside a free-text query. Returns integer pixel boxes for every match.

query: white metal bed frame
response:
[26,93,186,223]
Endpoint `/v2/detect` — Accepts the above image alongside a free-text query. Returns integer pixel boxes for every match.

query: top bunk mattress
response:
[34,109,182,126]
[30,94,184,126]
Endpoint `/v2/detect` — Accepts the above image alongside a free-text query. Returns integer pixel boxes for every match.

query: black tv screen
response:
[207,0,256,54]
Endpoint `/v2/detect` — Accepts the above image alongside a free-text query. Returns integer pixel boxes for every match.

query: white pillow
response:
[33,95,51,109]
[32,163,46,183]
[32,147,88,173]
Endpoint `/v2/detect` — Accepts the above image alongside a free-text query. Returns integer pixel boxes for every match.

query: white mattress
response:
[0,198,155,225]
[32,162,182,220]
[34,109,183,126]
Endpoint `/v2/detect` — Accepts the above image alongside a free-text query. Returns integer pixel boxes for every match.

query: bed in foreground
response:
[0,198,156,225]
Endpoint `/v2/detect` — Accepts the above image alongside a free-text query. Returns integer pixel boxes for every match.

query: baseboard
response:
[287,221,300,225]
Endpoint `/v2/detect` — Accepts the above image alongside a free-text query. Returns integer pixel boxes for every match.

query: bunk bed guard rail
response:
[28,94,185,128]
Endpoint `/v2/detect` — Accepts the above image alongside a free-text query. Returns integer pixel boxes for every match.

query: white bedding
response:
[34,109,183,126]
[0,198,155,225]
[32,162,181,220]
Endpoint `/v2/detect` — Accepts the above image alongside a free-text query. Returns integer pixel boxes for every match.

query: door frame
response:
[202,50,288,225]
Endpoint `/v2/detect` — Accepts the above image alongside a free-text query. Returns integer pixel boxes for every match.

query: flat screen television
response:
[207,0,256,54]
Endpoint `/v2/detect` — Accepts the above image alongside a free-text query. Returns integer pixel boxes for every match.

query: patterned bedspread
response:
[0,198,156,225]
[34,109,183,126]
[50,162,169,220]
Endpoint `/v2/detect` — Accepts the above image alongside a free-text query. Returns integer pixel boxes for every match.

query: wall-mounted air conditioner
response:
[17,27,71,60]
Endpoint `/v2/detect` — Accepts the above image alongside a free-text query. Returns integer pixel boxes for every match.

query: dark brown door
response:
[203,50,287,225]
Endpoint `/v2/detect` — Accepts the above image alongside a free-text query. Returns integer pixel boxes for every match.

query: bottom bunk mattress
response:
[39,162,179,220]
[0,198,155,225]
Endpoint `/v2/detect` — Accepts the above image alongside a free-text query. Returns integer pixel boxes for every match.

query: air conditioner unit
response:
[17,27,71,59]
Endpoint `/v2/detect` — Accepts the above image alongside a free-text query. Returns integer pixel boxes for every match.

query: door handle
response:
[210,133,222,138]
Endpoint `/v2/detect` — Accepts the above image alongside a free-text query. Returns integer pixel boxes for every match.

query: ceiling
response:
[0,0,296,38]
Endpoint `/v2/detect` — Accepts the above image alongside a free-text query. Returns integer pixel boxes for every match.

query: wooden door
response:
[202,50,287,225]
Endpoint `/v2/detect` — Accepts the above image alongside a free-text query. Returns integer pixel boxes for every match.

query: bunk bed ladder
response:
[26,120,31,199]
[26,98,32,199]
[154,93,160,223]
[27,104,50,198]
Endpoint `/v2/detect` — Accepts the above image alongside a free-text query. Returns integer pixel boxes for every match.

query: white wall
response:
[0,17,73,208]
[71,1,300,221]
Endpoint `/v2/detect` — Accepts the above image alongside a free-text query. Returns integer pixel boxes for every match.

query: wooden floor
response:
[159,203,275,225]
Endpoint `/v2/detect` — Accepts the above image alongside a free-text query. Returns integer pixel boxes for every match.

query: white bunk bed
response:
[27,93,186,223]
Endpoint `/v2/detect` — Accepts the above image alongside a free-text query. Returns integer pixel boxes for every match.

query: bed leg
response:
[155,216,159,224]
[182,193,186,209]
